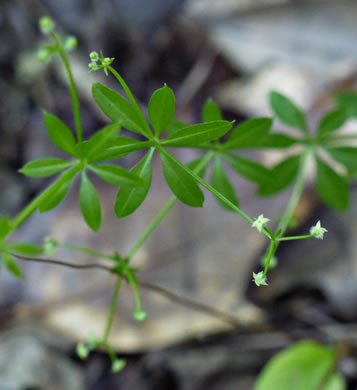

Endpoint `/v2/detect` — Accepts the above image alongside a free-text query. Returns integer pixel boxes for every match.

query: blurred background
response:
[2,0,357,389]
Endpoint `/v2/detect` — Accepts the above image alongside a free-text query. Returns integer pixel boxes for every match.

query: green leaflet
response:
[82,123,121,159]
[269,91,308,133]
[210,157,238,210]
[224,154,271,185]
[160,151,204,207]
[39,175,75,212]
[7,242,42,255]
[166,119,189,134]
[88,137,150,163]
[19,158,73,178]
[335,90,357,117]
[256,133,298,148]
[0,217,11,239]
[92,83,150,137]
[223,118,272,150]
[148,84,175,137]
[38,167,79,213]
[161,120,233,147]
[315,157,349,211]
[258,155,300,196]
[115,149,154,218]
[317,108,348,136]
[202,99,223,122]
[89,164,145,187]
[326,147,357,171]
[255,341,340,390]
[79,172,102,231]
[43,112,77,156]
[3,253,24,280]
[186,157,209,178]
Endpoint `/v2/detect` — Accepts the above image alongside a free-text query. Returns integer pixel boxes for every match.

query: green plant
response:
[1,16,356,381]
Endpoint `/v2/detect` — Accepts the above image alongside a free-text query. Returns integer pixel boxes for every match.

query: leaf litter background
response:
[2,0,357,389]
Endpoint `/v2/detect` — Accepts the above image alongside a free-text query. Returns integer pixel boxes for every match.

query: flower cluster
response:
[88,51,115,76]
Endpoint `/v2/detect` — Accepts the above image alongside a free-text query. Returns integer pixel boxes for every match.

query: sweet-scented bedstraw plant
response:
[1,17,356,382]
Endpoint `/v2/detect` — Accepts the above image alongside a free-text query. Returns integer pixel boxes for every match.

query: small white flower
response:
[252,271,268,287]
[310,220,328,240]
[252,214,270,233]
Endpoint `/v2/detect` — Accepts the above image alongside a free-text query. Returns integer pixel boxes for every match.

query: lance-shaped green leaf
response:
[258,155,300,196]
[38,167,79,213]
[223,118,272,150]
[19,158,73,178]
[39,175,75,213]
[160,151,204,207]
[202,99,223,122]
[0,217,11,239]
[210,157,238,210]
[166,119,189,134]
[256,133,298,148]
[335,91,357,117]
[43,112,77,156]
[79,172,102,231]
[88,137,150,163]
[82,123,121,158]
[326,147,357,171]
[224,154,271,185]
[186,157,209,178]
[7,242,42,255]
[269,91,308,133]
[92,83,149,137]
[255,341,338,390]
[317,108,348,136]
[315,157,349,211]
[115,149,154,218]
[3,253,24,280]
[148,84,175,137]
[89,164,144,187]
[161,120,233,147]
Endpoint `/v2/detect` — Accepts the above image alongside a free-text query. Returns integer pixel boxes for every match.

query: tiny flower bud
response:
[252,214,270,233]
[64,36,78,51]
[76,343,89,360]
[88,62,99,71]
[310,220,328,240]
[133,309,147,322]
[37,48,50,62]
[89,51,99,61]
[39,16,55,35]
[112,359,126,373]
[43,236,58,255]
[252,271,268,287]
[103,57,114,66]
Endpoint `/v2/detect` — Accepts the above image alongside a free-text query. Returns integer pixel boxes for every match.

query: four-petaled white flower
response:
[310,220,328,240]
[252,214,270,233]
[252,271,268,287]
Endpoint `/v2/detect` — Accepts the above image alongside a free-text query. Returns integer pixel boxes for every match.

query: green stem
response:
[126,151,215,260]
[127,197,177,260]
[11,166,80,231]
[157,145,273,240]
[262,240,277,278]
[275,150,311,237]
[57,242,114,260]
[277,234,316,242]
[261,149,311,277]
[102,276,122,344]
[126,271,142,311]
[51,32,83,143]
[108,65,152,138]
